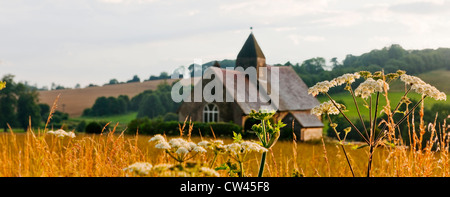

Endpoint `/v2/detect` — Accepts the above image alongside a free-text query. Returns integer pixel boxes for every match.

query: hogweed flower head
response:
[401,74,446,100]
[123,162,153,176]
[198,139,225,154]
[225,140,268,161]
[47,129,76,138]
[149,135,207,163]
[311,100,345,116]
[308,80,334,96]
[354,78,389,99]
[331,72,361,86]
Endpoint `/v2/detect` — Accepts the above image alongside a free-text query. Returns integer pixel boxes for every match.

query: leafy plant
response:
[249,109,286,177]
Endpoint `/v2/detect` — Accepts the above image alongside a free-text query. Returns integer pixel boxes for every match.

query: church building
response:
[177,32,323,141]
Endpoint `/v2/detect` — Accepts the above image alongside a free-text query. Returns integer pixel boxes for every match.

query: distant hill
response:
[38,79,179,117]
[389,69,450,94]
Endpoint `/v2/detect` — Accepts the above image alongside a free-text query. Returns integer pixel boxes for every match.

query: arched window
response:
[203,103,219,123]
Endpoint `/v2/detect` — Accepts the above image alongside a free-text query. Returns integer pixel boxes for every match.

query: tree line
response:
[287,44,450,89]
[0,74,68,131]
[82,81,180,120]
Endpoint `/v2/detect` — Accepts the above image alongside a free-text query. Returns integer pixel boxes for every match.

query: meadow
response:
[0,116,448,177]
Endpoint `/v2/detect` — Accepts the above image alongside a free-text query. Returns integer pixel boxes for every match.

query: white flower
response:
[123,162,153,175]
[354,78,389,99]
[169,138,185,148]
[400,74,426,86]
[67,131,76,138]
[193,146,207,153]
[199,167,220,177]
[198,141,210,147]
[149,134,166,143]
[401,74,446,100]
[155,141,171,149]
[225,141,267,155]
[331,72,361,86]
[240,141,268,153]
[308,80,335,96]
[176,147,189,154]
[47,129,76,138]
[311,100,344,116]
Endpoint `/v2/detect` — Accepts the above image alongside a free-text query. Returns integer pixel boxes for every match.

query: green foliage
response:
[83,95,130,117]
[126,118,242,137]
[0,74,43,131]
[85,121,109,134]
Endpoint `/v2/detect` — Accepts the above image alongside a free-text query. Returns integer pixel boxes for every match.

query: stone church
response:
[177,33,323,141]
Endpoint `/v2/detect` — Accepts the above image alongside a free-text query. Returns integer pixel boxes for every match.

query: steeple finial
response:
[250,26,253,33]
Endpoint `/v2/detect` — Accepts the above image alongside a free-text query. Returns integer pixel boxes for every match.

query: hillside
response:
[389,69,450,94]
[38,79,179,117]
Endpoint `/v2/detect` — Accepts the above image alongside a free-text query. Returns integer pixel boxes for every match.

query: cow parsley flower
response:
[155,141,171,149]
[331,72,361,86]
[308,80,335,96]
[149,134,166,143]
[311,100,345,116]
[123,162,153,176]
[225,141,267,156]
[400,74,446,100]
[149,135,208,163]
[354,78,389,99]
[47,129,76,138]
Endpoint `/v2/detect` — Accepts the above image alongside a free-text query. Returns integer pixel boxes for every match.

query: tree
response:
[0,75,17,131]
[300,57,326,74]
[127,75,140,83]
[17,91,41,131]
[108,79,119,85]
[137,93,164,118]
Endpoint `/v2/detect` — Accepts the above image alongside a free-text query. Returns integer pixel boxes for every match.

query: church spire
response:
[235,32,266,70]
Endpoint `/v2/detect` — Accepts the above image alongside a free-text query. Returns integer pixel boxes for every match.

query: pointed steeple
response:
[236,32,267,78]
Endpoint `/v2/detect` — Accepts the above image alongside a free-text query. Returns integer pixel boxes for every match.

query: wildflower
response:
[311,100,345,116]
[149,135,207,163]
[47,129,76,138]
[176,147,189,154]
[225,141,267,156]
[155,141,171,149]
[199,167,220,177]
[400,74,426,86]
[400,74,446,100]
[0,81,5,90]
[149,134,166,143]
[354,78,389,99]
[193,146,207,153]
[123,162,153,175]
[308,80,335,96]
[330,72,361,86]
[199,140,226,153]
[240,141,268,153]
[411,83,446,101]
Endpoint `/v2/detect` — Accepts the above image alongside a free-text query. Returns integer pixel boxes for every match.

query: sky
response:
[1,0,450,89]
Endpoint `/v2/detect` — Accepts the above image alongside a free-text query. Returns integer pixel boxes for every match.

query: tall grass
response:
[0,113,448,177]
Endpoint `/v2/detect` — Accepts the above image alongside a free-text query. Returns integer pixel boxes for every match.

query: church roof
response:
[208,66,320,114]
[291,111,324,128]
[237,33,266,59]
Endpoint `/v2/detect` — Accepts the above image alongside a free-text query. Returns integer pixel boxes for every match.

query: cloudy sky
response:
[1,0,450,88]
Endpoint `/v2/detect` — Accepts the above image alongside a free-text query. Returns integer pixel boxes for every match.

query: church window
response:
[203,103,219,123]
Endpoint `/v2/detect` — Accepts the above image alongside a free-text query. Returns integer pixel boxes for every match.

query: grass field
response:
[1,122,448,177]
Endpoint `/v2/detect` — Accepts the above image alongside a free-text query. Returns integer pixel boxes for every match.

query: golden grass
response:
[0,118,448,177]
